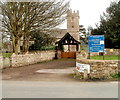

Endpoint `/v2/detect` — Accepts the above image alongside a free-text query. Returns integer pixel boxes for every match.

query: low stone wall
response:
[3,57,11,68]
[104,49,120,55]
[76,49,120,59]
[0,56,3,69]
[76,49,120,78]
[76,59,119,78]
[76,51,88,59]
[2,50,56,68]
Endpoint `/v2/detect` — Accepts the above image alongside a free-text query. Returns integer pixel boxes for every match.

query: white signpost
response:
[76,62,90,73]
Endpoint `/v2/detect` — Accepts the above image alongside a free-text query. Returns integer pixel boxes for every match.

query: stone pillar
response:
[57,50,62,59]
[84,69,88,80]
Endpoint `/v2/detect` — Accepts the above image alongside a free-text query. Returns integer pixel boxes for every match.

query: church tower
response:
[67,10,80,41]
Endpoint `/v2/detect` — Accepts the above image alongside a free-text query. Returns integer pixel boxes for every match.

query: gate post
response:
[84,69,88,80]
[57,50,62,59]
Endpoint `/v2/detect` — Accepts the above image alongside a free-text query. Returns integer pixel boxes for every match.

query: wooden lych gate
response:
[55,33,81,59]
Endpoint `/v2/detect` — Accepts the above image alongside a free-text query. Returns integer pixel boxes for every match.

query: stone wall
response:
[0,56,3,69]
[104,49,120,55]
[76,49,120,78]
[2,50,56,68]
[57,50,62,59]
[3,57,11,68]
[91,49,120,56]
[77,59,120,78]
[76,59,119,78]
[77,49,120,59]
[76,51,88,59]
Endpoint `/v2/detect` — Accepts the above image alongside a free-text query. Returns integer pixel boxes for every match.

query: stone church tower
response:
[63,10,80,52]
[67,10,80,42]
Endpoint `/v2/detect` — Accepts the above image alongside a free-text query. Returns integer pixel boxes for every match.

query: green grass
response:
[71,73,84,80]
[2,53,12,58]
[90,55,120,60]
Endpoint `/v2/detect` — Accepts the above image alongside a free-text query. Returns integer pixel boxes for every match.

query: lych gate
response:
[55,33,81,58]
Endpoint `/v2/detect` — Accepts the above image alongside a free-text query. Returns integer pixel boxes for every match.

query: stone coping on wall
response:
[76,58,120,65]
[76,59,120,69]
[76,59,120,62]
[11,50,56,55]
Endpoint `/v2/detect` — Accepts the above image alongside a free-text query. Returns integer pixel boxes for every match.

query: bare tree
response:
[0,0,69,54]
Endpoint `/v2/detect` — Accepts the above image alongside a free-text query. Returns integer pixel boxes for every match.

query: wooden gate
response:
[61,52,76,59]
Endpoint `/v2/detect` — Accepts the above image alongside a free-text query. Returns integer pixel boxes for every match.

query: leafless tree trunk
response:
[22,32,30,53]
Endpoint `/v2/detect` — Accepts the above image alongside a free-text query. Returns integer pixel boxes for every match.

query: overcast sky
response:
[59,0,115,30]
[1,0,115,30]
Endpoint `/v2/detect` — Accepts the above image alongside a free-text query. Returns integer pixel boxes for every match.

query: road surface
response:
[2,81,118,98]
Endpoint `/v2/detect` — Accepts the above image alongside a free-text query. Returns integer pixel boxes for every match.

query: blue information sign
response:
[88,35,104,52]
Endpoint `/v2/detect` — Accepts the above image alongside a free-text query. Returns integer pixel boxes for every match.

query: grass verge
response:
[2,53,12,58]
[90,55,120,60]
[71,72,120,81]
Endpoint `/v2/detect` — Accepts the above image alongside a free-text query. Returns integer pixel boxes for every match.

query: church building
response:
[53,10,80,52]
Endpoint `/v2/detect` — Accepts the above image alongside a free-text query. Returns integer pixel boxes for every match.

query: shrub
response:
[112,73,120,79]
[40,45,56,50]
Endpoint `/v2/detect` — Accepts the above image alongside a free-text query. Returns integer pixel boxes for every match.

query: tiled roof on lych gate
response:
[55,32,81,45]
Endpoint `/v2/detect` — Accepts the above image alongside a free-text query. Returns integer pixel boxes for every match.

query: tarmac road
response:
[2,81,118,98]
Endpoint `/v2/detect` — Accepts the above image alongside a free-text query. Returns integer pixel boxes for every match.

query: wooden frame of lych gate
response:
[55,33,81,58]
